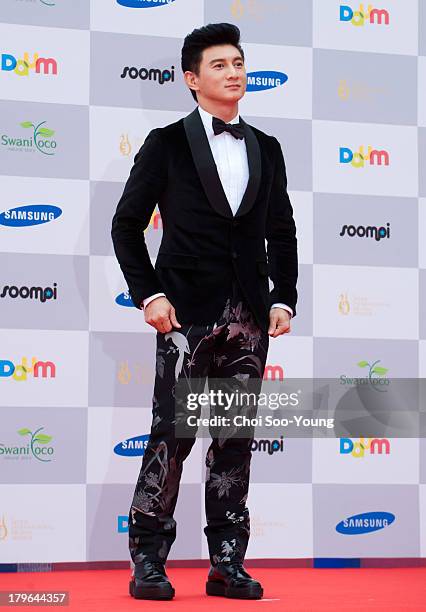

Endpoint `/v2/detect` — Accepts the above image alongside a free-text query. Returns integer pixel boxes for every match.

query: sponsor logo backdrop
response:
[0,0,424,564]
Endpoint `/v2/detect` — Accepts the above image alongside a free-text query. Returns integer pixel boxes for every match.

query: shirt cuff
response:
[270,303,293,318]
[140,292,166,310]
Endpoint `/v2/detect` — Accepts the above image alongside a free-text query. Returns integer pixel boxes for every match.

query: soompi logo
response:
[120,65,174,85]
[339,4,390,27]
[116,0,176,7]
[339,223,390,241]
[0,427,54,463]
[1,52,58,77]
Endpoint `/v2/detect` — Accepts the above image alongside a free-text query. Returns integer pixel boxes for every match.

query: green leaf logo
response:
[33,434,52,444]
[37,127,55,138]
[372,366,388,376]
[17,428,31,436]
[20,121,33,129]
[357,361,369,368]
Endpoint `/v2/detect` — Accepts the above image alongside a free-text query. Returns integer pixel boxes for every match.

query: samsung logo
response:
[246,71,288,92]
[114,434,150,456]
[115,291,134,307]
[336,511,395,535]
[0,205,62,227]
[116,0,176,7]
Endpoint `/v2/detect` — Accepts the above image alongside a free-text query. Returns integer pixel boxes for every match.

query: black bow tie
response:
[212,116,245,140]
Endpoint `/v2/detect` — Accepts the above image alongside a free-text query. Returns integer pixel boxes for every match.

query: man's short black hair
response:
[181,22,245,101]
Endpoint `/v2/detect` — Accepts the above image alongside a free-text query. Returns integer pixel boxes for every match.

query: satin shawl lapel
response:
[183,108,261,219]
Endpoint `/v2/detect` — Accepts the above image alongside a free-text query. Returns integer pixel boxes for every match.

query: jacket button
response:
[231,251,238,259]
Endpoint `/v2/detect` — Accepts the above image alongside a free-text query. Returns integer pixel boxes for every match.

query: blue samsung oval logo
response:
[246,71,288,92]
[115,291,135,307]
[336,511,395,535]
[0,205,62,227]
[114,434,150,457]
[117,0,176,7]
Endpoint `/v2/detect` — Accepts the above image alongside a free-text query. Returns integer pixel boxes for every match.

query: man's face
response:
[187,44,247,103]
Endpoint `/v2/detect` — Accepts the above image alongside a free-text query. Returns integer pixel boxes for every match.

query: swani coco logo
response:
[117,0,176,7]
[339,222,390,242]
[340,437,390,457]
[1,283,57,303]
[251,436,284,456]
[114,434,150,457]
[115,289,135,308]
[340,4,390,27]
[339,145,389,168]
[336,511,395,535]
[0,427,54,463]
[340,359,389,391]
[0,357,56,382]
[120,64,175,85]
[246,70,288,92]
[1,52,58,77]
[1,121,57,156]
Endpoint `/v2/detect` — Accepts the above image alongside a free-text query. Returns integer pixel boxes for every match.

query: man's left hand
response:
[268,308,291,338]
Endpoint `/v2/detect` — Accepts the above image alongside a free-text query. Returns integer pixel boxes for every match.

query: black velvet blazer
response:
[111,107,298,333]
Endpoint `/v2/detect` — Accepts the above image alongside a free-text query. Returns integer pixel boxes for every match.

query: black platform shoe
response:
[206,562,263,599]
[129,560,175,600]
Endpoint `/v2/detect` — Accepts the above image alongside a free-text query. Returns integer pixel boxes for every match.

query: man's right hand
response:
[143,296,182,333]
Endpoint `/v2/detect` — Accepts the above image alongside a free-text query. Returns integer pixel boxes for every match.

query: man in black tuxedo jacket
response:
[111,23,297,601]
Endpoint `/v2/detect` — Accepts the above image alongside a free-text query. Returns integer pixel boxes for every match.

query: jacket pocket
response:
[156,252,200,270]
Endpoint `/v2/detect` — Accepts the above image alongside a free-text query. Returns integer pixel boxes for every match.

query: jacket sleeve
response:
[111,128,166,308]
[265,136,298,316]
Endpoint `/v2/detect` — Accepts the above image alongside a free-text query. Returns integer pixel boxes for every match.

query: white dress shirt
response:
[142,104,293,318]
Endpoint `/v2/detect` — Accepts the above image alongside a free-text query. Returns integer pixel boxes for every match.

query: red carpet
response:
[1,568,425,610]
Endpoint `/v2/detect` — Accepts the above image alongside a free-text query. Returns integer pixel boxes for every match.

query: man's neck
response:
[197,99,239,123]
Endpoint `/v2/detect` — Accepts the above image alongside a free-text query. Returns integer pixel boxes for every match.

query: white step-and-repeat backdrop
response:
[1,0,425,565]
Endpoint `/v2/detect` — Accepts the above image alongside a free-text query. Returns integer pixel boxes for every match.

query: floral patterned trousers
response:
[128,279,269,567]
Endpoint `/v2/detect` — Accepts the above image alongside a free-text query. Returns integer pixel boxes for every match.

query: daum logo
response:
[114,434,150,457]
[1,121,57,156]
[263,364,284,381]
[1,52,58,77]
[117,0,176,7]
[0,205,62,227]
[340,437,390,457]
[0,357,56,382]
[251,436,284,456]
[117,515,128,533]
[115,290,135,308]
[120,65,175,85]
[1,283,57,303]
[340,222,390,241]
[336,511,395,535]
[340,4,390,27]
[246,71,287,92]
[0,427,54,463]
[340,359,389,391]
[339,145,389,167]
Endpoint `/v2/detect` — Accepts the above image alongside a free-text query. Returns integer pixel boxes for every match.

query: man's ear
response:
[183,71,199,96]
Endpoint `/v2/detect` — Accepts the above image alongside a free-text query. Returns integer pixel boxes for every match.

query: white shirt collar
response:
[197,104,240,139]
